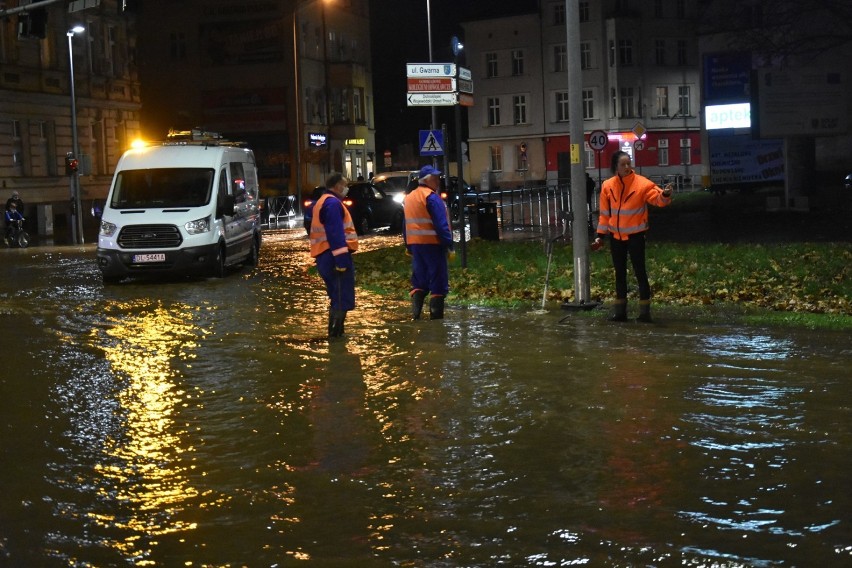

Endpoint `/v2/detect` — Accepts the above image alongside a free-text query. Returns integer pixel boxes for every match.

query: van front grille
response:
[117,224,183,249]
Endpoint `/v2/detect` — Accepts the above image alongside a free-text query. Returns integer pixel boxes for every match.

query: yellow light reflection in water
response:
[91,301,202,559]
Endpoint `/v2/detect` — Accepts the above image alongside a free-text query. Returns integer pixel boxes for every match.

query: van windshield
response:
[110,168,215,209]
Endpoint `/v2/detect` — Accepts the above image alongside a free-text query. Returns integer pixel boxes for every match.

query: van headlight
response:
[100,220,117,236]
[185,216,211,235]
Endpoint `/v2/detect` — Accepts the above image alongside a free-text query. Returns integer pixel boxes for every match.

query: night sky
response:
[368,0,539,152]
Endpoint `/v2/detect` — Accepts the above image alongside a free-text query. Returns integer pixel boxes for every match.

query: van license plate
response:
[132,253,166,263]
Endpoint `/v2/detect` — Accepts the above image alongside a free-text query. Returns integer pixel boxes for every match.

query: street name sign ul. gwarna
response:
[407,63,456,77]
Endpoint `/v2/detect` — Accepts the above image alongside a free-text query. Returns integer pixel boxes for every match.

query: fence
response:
[262,195,297,229]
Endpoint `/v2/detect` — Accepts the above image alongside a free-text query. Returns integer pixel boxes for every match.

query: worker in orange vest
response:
[309,173,358,337]
[403,165,455,320]
[594,151,673,323]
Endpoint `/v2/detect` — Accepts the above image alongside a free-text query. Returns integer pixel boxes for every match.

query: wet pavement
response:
[0,228,850,566]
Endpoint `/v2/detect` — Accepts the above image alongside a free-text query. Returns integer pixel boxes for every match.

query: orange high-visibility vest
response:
[309,193,359,257]
[404,186,442,245]
[597,172,671,241]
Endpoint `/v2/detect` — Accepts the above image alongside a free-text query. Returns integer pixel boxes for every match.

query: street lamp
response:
[67,25,85,245]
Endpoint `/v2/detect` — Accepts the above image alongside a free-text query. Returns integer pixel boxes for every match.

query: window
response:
[554,44,567,72]
[554,2,565,24]
[655,86,668,116]
[513,95,528,125]
[579,1,590,22]
[610,88,617,117]
[658,143,669,167]
[582,89,595,119]
[517,144,528,170]
[512,49,524,76]
[169,32,186,61]
[353,89,363,123]
[580,42,591,69]
[677,0,686,19]
[677,40,687,65]
[677,85,691,116]
[620,87,635,118]
[618,40,633,66]
[654,0,663,18]
[585,146,595,169]
[486,52,498,78]
[556,92,570,122]
[489,145,503,171]
[487,97,501,126]
[680,138,691,165]
[655,39,665,65]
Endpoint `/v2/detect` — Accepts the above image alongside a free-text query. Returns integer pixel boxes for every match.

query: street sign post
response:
[406,63,456,77]
[407,92,457,106]
[407,77,456,92]
[588,129,608,189]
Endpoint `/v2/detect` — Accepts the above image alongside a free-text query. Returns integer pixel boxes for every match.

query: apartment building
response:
[137,0,376,198]
[0,0,141,240]
[462,0,701,189]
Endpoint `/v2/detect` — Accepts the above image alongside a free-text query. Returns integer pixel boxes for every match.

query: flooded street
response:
[1,229,850,567]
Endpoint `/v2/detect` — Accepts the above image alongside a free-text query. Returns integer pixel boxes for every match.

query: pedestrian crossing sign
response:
[419,130,444,156]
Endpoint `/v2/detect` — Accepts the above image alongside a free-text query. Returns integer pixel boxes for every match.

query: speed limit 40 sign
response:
[588,130,608,151]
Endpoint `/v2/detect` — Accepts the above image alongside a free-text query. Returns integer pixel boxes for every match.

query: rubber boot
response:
[429,296,445,320]
[609,299,628,322]
[411,290,427,320]
[329,310,346,338]
[636,300,652,323]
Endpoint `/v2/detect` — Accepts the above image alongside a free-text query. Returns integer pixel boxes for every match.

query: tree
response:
[698,0,852,64]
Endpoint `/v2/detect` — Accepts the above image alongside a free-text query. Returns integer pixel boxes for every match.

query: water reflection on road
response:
[0,229,849,567]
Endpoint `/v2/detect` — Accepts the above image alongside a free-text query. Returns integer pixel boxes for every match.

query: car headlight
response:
[185,216,211,235]
[100,220,117,236]
[392,193,405,204]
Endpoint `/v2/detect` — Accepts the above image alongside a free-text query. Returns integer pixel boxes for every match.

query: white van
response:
[96,131,262,283]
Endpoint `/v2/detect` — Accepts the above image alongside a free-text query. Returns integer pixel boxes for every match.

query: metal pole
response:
[292,10,303,214]
[563,0,596,310]
[67,30,83,245]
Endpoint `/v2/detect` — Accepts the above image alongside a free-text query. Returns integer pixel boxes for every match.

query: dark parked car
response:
[303,183,404,236]
[344,181,404,234]
[440,176,483,222]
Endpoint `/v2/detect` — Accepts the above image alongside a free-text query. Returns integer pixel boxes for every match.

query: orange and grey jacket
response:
[403,185,453,247]
[597,171,671,241]
[309,193,359,258]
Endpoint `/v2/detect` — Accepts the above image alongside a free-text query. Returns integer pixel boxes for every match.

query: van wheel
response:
[214,244,227,278]
[244,236,259,266]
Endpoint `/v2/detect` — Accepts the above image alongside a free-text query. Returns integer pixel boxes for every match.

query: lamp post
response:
[67,25,85,245]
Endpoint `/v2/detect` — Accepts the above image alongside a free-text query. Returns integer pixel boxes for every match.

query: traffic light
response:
[65,154,79,176]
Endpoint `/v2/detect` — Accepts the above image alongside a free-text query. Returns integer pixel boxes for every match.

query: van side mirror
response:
[217,194,236,218]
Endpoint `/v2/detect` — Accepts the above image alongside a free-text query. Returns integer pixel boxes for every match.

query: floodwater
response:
[1,228,850,567]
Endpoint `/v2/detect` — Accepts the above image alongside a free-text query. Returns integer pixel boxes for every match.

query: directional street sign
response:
[419,130,445,156]
[458,78,474,94]
[407,92,457,106]
[457,93,474,107]
[406,63,456,77]
[458,67,472,81]
[407,77,456,92]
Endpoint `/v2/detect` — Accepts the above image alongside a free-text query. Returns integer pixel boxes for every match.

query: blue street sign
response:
[419,129,444,156]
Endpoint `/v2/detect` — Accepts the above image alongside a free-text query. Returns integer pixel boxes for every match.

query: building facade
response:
[137,0,375,203]
[0,0,141,241]
[462,0,701,190]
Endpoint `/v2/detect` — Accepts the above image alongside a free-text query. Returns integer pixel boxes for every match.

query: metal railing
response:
[262,195,297,229]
